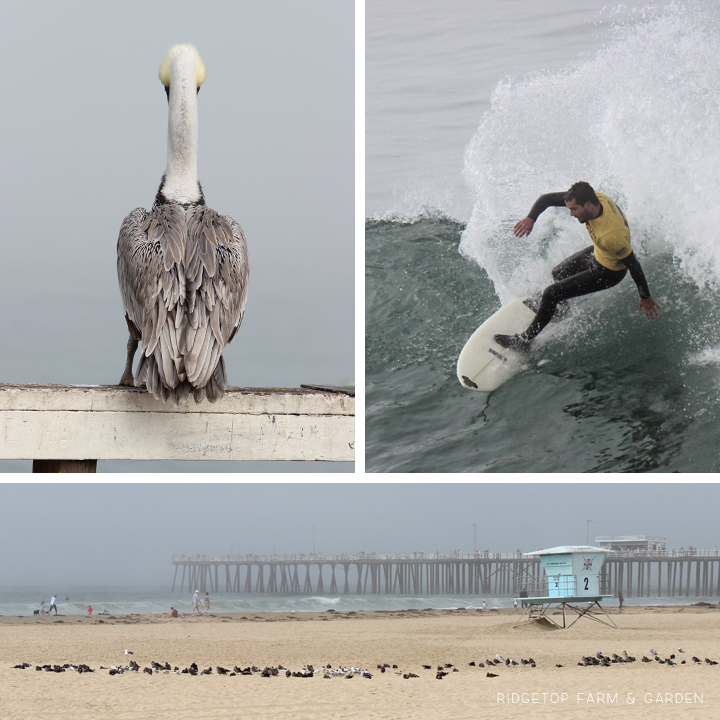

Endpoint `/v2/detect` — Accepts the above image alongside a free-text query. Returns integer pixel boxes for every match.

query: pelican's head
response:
[159,44,206,98]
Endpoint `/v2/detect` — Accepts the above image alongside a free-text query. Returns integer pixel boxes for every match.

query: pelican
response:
[117,44,249,404]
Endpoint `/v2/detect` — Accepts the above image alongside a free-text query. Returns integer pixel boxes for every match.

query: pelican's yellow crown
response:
[158,44,206,89]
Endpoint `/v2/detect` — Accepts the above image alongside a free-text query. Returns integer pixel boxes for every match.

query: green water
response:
[366,218,720,473]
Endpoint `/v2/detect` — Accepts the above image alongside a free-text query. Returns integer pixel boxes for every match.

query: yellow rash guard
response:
[584,193,632,271]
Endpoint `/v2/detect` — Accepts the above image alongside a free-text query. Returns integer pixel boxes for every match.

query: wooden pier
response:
[0,383,354,470]
[172,551,720,598]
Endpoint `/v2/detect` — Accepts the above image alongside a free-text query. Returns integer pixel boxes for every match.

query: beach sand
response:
[0,605,717,719]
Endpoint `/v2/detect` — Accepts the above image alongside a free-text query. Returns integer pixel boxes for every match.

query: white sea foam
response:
[461,2,720,302]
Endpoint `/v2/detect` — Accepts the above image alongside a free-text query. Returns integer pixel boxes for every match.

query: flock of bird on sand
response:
[12,647,720,679]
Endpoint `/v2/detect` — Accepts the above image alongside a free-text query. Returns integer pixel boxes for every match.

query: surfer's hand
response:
[513,218,534,237]
[638,296,661,320]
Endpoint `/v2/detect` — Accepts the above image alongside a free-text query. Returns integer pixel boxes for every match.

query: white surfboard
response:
[457,297,536,392]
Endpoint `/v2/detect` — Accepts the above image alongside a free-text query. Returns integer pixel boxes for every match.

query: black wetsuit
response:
[500,192,651,348]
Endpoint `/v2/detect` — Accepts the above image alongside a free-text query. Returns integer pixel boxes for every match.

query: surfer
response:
[494,182,660,352]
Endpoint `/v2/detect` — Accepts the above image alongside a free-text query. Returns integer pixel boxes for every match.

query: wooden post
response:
[32,459,97,472]
[710,561,715,598]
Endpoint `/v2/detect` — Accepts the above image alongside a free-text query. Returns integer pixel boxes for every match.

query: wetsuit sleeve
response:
[620,252,651,299]
[527,192,567,221]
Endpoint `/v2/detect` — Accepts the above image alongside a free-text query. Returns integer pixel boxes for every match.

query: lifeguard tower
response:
[513,546,616,630]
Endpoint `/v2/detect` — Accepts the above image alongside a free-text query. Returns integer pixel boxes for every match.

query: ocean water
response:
[366,1,720,473]
[0,586,710,617]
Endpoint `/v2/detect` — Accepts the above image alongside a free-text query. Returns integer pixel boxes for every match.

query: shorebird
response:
[117,44,249,404]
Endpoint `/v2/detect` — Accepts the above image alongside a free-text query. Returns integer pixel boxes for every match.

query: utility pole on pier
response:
[586,519,594,546]
[470,523,477,554]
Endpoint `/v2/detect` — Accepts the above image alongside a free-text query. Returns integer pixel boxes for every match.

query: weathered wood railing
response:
[0,383,354,472]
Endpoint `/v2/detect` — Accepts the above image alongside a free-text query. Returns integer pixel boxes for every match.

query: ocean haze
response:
[1,483,718,587]
[0,0,353,472]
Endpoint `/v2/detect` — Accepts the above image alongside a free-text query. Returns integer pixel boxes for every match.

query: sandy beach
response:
[0,605,718,719]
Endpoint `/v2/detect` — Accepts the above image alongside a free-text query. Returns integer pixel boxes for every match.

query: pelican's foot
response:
[119,334,139,388]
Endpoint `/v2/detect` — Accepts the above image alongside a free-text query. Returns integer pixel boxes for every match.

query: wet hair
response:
[564,181,599,206]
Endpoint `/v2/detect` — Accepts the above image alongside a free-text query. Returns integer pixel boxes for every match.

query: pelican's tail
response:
[135,352,228,405]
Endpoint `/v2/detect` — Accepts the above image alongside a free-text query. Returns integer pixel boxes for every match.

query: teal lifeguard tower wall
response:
[528,546,609,600]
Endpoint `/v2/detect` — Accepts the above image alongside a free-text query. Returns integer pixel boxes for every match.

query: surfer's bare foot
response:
[494,333,532,353]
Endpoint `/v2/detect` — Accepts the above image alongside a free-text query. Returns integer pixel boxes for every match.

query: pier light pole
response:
[586,519,594,546]
[313,526,319,556]
[470,523,477,554]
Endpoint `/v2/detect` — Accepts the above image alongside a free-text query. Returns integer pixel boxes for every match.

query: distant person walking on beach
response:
[40,600,46,615]
[204,592,211,613]
[50,594,58,615]
[192,590,200,614]
[619,590,624,610]
[87,605,93,615]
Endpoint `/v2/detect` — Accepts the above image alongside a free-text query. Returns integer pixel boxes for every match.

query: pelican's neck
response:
[160,51,202,204]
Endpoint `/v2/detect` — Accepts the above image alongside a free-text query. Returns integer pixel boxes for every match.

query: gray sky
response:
[1,483,717,586]
[0,0,354,472]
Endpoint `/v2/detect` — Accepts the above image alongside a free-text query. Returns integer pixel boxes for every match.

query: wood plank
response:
[0,384,353,415]
[0,384,354,462]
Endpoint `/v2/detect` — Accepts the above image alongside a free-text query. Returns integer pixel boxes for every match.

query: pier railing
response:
[0,383,354,471]
[172,548,720,563]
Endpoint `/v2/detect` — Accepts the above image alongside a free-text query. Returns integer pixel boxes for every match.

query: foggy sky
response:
[2,483,718,586]
[0,1,353,472]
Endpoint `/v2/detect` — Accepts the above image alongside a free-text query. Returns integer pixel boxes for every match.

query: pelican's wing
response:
[117,205,188,399]
[218,215,250,344]
[117,207,157,338]
[182,207,249,398]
